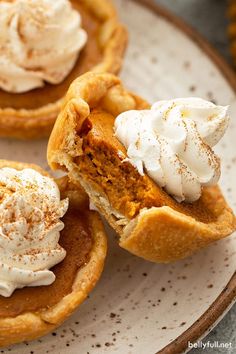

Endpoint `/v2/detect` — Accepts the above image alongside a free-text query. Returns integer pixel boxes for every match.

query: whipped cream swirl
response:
[0,0,87,93]
[0,168,68,297]
[114,98,229,203]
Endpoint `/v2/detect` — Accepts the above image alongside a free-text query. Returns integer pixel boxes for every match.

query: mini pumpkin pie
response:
[47,72,236,263]
[0,0,127,139]
[0,159,107,347]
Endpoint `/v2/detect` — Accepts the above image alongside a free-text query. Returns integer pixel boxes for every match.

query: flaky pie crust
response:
[47,72,236,263]
[0,160,107,347]
[0,0,127,140]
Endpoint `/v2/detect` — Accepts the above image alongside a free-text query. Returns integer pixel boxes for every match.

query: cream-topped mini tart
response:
[47,72,236,263]
[0,0,127,139]
[0,159,107,347]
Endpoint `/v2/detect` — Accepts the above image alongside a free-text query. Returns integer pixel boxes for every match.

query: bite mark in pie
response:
[47,72,236,263]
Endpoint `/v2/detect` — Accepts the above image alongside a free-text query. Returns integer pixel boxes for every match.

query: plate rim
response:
[132,0,236,353]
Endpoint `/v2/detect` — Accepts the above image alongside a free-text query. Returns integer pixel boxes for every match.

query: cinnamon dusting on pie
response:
[0,209,93,317]
[75,109,218,223]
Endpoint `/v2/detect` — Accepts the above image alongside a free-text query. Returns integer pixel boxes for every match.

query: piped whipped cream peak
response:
[114,97,229,203]
[0,168,68,297]
[0,0,87,93]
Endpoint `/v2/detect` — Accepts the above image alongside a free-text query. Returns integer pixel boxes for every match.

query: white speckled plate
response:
[1,0,236,353]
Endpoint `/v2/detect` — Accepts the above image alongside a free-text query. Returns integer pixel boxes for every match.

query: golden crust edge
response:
[47,72,236,263]
[120,195,236,263]
[70,176,236,263]
[0,160,107,347]
[47,72,147,170]
[0,0,128,140]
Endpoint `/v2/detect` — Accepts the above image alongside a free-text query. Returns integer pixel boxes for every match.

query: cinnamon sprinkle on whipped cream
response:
[0,0,87,93]
[0,168,68,297]
[114,98,229,203]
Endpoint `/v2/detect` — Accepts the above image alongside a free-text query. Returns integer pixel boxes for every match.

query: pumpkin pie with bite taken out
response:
[47,72,236,263]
